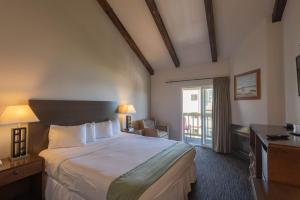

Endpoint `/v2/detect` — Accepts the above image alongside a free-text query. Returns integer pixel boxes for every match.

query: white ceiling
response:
[107,0,274,70]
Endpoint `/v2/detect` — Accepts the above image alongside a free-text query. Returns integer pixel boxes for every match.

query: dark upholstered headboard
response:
[28,100,118,154]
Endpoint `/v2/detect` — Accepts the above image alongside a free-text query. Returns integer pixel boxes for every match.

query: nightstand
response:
[121,129,135,134]
[0,155,44,200]
[121,129,142,135]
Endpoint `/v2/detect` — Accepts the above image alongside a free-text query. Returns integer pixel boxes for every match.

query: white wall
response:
[230,19,285,126]
[230,20,268,126]
[0,0,150,158]
[282,0,300,124]
[266,21,285,125]
[151,62,230,140]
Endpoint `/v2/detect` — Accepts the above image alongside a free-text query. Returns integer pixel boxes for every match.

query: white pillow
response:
[95,120,114,139]
[111,119,121,135]
[86,123,96,143]
[48,124,86,149]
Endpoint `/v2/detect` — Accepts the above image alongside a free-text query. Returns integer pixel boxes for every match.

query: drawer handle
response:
[12,170,19,175]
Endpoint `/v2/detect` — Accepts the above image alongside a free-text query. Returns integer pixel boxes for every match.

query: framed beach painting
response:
[234,69,261,100]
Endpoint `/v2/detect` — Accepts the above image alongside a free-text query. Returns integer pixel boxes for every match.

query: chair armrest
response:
[142,128,158,137]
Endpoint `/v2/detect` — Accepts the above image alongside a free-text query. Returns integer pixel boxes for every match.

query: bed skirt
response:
[45,160,196,200]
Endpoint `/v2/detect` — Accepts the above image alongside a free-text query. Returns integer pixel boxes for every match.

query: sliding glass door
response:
[201,86,213,147]
[182,86,213,147]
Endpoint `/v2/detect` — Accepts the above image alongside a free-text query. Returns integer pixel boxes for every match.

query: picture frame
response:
[234,69,261,100]
[297,55,300,96]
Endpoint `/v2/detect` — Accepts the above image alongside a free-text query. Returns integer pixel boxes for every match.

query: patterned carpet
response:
[188,147,253,200]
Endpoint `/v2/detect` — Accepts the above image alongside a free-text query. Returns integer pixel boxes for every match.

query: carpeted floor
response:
[188,147,253,200]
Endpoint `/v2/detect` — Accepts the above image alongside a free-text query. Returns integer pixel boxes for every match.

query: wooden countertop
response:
[0,155,42,173]
[251,178,300,200]
[250,124,300,148]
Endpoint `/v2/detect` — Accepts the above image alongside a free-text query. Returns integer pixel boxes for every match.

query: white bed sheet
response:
[40,133,196,200]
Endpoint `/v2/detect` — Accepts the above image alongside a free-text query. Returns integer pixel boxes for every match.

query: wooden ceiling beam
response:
[204,0,217,62]
[145,0,180,67]
[96,0,154,75]
[272,0,287,23]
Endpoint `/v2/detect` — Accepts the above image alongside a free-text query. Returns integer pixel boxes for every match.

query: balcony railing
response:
[183,112,212,146]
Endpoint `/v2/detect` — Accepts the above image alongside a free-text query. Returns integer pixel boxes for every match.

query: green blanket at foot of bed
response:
[107,142,195,200]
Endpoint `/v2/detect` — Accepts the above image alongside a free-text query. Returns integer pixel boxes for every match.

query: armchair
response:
[141,119,169,139]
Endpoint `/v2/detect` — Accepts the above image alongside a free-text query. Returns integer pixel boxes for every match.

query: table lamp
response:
[118,104,136,131]
[0,105,39,160]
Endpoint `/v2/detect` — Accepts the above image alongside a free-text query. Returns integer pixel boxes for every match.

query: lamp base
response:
[11,127,27,159]
[126,115,132,130]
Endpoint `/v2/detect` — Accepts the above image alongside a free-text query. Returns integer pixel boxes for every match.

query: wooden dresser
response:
[250,124,300,199]
[231,124,250,161]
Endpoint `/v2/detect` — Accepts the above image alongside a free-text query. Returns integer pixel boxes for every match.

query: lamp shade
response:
[118,104,136,114]
[0,105,39,125]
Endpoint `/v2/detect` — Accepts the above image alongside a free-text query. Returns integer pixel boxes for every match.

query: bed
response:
[28,100,196,200]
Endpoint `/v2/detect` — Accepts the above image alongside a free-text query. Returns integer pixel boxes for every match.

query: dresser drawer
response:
[0,160,43,187]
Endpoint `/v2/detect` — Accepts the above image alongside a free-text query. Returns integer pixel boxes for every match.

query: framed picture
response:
[297,55,300,96]
[234,69,261,100]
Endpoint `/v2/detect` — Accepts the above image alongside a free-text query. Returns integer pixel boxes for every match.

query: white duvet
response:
[40,133,180,200]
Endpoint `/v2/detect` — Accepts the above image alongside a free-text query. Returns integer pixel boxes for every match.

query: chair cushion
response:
[157,130,168,138]
[143,119,155,129]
